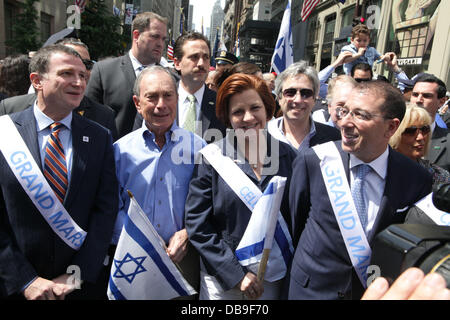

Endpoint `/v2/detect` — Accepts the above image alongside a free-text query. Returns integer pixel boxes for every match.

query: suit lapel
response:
[14,106,42,168]
[64,114,90,208]
[120,54,137,88]
[200,86,216,135]
[428,126,447,163]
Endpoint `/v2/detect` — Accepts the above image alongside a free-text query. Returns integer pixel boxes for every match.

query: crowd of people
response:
[0,11,449,301]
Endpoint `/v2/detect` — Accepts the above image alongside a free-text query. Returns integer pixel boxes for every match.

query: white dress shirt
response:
[177,84,205,127]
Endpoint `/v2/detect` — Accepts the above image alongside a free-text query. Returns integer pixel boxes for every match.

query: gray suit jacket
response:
[427,125,450,172]
[86,54,137,139]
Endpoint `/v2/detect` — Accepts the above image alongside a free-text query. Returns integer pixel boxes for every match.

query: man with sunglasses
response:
[268,61,340,153]
[351,63,373,83]
[0,38,118,141]
[287,81,432,300]
[410,73,450,171]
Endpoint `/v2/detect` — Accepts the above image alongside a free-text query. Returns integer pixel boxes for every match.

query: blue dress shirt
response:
[112,122,206,245]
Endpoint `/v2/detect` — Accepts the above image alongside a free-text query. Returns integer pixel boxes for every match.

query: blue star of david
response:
[113,252,147,284]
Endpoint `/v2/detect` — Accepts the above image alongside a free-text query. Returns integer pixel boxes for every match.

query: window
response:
[4,1,19,55]
[40,12,53,44]
[324,14,336,43]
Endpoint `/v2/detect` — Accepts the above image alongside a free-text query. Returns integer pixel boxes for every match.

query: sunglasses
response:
[82,59,95,70]
[354,78,372,83]
[282,88,314,99]
[402,125,431,136]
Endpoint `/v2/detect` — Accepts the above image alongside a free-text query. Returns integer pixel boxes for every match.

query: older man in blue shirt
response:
[112,66,205,294]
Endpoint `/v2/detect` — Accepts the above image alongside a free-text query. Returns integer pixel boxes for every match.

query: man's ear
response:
[132,30,140,43]
[173,57,182,72]
[133,95,141,112]
[30,73,43,91]
[386,118,401,139]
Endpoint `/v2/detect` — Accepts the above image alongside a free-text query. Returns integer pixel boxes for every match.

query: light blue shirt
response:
[112,122,206,245]
[33,103,73,184]
[341,43,381,75]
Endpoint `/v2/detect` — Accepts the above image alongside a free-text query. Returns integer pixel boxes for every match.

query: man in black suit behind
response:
[86,12,168,139]
[287,81,432,300]
[173,31,226,143]
[0,38,117,140]
[0,45,118,300]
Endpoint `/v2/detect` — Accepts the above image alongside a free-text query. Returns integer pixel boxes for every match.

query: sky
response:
[190,0,225,33]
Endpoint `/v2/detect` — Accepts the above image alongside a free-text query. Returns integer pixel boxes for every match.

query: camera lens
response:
[419,243,450,288]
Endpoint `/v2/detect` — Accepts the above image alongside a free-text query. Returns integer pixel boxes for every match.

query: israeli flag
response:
[271,0,293,74]
[235,176,293,282]
[107,194,196,300]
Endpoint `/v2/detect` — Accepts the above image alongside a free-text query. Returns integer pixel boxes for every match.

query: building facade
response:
[295,0,449,85]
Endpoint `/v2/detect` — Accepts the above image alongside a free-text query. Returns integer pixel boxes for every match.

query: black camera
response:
[371,224,450,288]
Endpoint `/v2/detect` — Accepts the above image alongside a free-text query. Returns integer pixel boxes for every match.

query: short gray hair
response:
[133,65,178,97]
[326,75,357,104]
[274,61,319,98]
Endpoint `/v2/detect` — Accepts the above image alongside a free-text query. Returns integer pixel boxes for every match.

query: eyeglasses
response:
[336,107,383,122]
[282,88,314,100]
[402,125,431,136]
[82,59,95,70]
[354,78,372,83]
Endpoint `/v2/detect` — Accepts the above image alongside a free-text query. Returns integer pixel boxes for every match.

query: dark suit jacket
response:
[287,142,432,300]
[426,125,450,172]
[185,134,297,291]
[310,121,341,146]
[86,54,138,139]
[0,107,118,297]
[0,93,118,141]
[132,84,226,143]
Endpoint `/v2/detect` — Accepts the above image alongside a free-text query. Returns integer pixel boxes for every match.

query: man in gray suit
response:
[86,12,168,139]
[410,74,450,171]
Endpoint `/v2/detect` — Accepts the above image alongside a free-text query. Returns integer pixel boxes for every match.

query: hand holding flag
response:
[107,191,196,300]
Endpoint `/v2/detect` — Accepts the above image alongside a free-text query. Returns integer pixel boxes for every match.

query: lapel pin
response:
[78,110,85,116]
[83,136,89,143]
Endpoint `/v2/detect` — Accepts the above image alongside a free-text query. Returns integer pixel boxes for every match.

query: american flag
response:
[167,44,174,60]
[75,0,87,13]
[301,0,320,22]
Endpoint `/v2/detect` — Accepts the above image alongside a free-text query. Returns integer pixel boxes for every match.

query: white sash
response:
[313,142,371,287]
[0,115,87,250]
[199,143,294,280]
[415,193,450,226]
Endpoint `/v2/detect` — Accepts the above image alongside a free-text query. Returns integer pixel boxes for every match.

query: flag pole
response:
[257,249,271,282]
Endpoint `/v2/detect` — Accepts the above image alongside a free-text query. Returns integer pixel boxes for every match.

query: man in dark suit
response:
[0,45,118,299]
[0,39,117,140]
[173,31,226,143]
[287,81,432,300]
[268,61,341,152]
[86,12,168,139]
[410,74,450,171]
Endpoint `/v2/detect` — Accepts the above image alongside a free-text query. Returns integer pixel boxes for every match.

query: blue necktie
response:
[351,164,371,230]
[43,122,68,203]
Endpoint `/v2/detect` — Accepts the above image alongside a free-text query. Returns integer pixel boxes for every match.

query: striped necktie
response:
[183,94,196,133]
[43,122,68,203]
